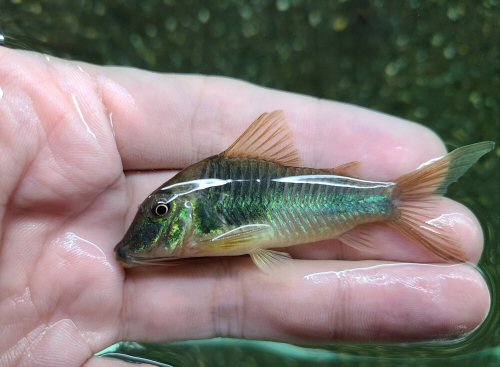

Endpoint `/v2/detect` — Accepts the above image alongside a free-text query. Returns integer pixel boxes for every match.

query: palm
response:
[0,59,129,364]
[0,48,490,367]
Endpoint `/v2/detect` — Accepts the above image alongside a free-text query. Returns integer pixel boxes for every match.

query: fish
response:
[114,111,494,272]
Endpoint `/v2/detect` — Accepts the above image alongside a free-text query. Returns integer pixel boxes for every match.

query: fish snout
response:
[114,242,131,264]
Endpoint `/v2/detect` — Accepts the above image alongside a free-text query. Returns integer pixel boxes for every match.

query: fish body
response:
[163,157,393,254]
[115,111,494,272]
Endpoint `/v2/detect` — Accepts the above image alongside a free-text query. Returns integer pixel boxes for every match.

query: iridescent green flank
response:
[190,156,395,247]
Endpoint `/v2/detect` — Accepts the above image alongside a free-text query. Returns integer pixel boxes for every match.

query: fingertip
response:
[427,198,485,264]
[377,123,447,179]
[308,103,448,180]
[435,264,490,337]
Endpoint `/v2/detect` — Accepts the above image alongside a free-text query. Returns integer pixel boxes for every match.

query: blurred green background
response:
[2,0,498,366]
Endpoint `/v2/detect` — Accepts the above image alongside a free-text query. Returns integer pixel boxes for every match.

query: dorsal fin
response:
[223,110,301,166]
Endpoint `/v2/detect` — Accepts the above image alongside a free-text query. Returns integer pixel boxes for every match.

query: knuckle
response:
[211,258,245,338]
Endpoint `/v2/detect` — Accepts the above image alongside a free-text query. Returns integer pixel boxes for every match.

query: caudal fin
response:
[390,141,494,262]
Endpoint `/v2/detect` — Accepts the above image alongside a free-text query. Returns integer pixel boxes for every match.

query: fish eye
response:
[153,202,170,217]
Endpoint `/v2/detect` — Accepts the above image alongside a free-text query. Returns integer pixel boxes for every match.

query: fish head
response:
[114,190,195,266]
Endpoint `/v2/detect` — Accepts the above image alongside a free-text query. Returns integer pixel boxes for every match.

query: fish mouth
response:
[114,242,215,267]
[114,243,133,263]
[113,240,172,267]
[114,246,211,267]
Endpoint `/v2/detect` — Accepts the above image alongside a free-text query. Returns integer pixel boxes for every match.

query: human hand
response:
[0,47,490,367]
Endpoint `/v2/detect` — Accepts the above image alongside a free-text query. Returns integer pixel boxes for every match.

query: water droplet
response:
[332,16,348,32]
[242,23,258,38]
[469,92,482,107]
[431,33,444,47]
[385,58,408,77]
[71,94,96,139]
[485,96,495,108]
[145,24,157,38]
[213,23,225,37]
[338,77,351,90]
[76,65,91,79]
[414,106,429,119]
[414,51,427,65]
[399,91,412,103]
[385,62,398,77]
[170,51,182,67]
[130,33,143,49]
[164,17,177,32]
[28,3,42,14]
[409,0,421,9]
[275,44,291,60]
[108,112,115,137]
[308,10,322,27]
[447,5,464,21]
[292,37,305,51]
[239,5,253,19]
[396,34,409,48]
[198,8,210,24]
[443,45,456,59]
[180,15,192,28]
[94,3,106,16]
[276,0,290,12]
[0,86,3,100]
[54,232,110,266]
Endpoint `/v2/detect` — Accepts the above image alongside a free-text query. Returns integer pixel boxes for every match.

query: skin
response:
[0,47,491,367]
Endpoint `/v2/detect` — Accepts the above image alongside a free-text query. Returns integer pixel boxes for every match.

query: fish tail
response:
[389,141,494,262]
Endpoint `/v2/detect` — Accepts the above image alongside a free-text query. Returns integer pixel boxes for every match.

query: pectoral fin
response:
[198,224,273,254]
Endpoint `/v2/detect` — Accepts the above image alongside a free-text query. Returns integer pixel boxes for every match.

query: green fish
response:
[114,111,494,272]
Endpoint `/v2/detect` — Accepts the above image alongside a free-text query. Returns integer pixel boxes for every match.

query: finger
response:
[82,61,446,177]
[124,172,483,264]
[119,259,489,343]
[1,47,446,188]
